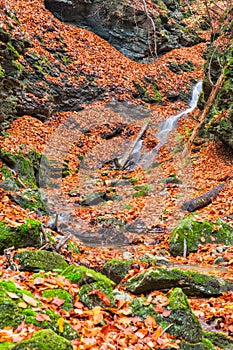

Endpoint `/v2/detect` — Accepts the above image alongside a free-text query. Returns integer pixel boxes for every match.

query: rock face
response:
[0,10,105,131]
[45,0,204,62]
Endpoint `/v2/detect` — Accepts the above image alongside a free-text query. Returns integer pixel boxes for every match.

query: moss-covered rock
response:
[102,259,132,284]
[0,151,40,188]
[0,219,44,254]
[179,339,216,349]
[169,216,233,256]
[11,329,72,349]
[0,343,15,349]
[130,288,217,347]
[42,288,73,311]
[14,249,68,272]
[201,37,233,149]
[61,264,114,287]
[124,267,233,296]
[0,279,78,340]
[167,288,202,343]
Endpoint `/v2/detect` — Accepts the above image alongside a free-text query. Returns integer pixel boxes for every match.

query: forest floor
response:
[0,0,233,348]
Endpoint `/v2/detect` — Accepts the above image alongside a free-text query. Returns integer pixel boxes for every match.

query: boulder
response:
[124,266,233,296]
[14,250,68,272]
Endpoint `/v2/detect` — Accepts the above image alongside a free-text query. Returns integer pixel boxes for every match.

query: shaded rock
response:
[201,39,233,149]
[169,216,233,256]
[140,253,172,266]
[203,330,233,350]
[0,220,44,254]
[124,266,233,296]
[11,329,72,350]
[14,250,68,272]
[102,259,132,284]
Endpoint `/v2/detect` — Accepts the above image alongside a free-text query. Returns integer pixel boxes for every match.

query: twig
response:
[183,237,187,259]
[56,232,72,252]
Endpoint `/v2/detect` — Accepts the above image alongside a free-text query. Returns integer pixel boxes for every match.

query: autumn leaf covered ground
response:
[0,0,233,348]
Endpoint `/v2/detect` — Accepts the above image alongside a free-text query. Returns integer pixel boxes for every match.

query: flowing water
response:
[139,80,203,168]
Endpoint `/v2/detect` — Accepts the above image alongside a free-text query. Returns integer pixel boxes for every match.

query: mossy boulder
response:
[130,288,216,347]
[62,264,115,308]
[124,267,233,296]
[102,259,132,284]
[0,219,44,254]
[11,329,72,349]
[169,216,233,256]
[201,38,233,149]
[42,288,73,311]
[167,288,202,343]
[0,279,78,340]
[14,250,68,272]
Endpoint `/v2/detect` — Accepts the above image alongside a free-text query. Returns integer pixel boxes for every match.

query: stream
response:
[40,81,203,247]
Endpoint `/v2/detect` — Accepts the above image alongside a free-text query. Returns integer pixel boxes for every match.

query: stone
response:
[124,266,233,297]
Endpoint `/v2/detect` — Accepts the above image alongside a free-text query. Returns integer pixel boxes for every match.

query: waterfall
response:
[140,81,203,168]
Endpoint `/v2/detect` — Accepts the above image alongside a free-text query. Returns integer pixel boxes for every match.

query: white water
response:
[140,80,203,168]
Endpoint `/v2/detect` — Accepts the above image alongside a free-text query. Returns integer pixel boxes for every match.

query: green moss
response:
[180,339,216,349]
[7,42,20,59]
[102,259,132,284]
[61,264,114,287]
[133,183,153,197]
[0,219,43,254]
[168,288,202,343]
[169,216,233,256]
[11,329,73,350]
[124,266,233,296]
[79,281,114,309]
[14,249,68,272]
[42,289,73,311]
[203,330,233,349]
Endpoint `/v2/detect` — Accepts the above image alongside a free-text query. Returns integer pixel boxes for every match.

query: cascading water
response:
[139,80,203,168]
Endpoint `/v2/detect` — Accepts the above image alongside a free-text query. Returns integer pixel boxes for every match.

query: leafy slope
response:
[0,0,233,348]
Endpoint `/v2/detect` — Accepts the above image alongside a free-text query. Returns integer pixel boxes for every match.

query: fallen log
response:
[181,183,225,212]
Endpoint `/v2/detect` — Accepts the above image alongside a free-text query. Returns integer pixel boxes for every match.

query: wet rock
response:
[124,266,233,296]
[14,250,68,272]
[169,216,233,256]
